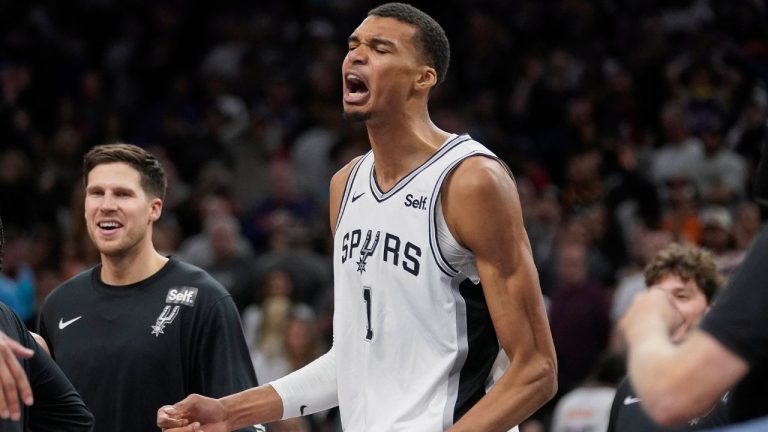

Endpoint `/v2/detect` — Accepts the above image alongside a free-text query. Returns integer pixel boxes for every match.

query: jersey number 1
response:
[363,286,373,341]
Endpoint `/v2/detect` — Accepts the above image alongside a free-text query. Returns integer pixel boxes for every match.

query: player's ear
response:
[415,66,437,91]
[149,198,163,222]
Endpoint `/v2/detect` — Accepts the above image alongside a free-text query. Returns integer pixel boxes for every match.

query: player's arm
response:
[29,332,49,354]
[157,159,361,432]
[620,290,748,426]
[442,157,557,432]
[157,303,337,431]
[25,334,94,431]
[0,323,34,421]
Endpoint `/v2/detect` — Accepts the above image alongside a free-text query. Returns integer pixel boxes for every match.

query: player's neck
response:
[99,240,169,286]
[366,113,449,192]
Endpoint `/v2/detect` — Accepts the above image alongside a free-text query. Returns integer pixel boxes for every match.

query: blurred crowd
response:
[1,0,767,430]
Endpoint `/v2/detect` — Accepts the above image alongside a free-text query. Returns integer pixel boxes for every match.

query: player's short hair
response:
[644,243,723,303]
[83,143,167,200]
[368,3,450,85]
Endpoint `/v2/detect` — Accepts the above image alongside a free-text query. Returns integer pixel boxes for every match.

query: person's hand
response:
[158,394,229,432]
[0,330,34,421]
[620,289,683,341]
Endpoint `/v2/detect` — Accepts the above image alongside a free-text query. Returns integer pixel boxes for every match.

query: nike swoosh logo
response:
[624,396,641,405]
[351,192,365,202]
[58,316,82,330]
[300,405,307,416]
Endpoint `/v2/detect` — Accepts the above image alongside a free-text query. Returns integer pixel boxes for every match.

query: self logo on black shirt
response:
[165,286,199,306]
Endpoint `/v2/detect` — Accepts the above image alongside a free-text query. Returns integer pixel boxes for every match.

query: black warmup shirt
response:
[39,258,259,432]
[607,377,730,432]
[0,303,93,432]
[700,225,768,422]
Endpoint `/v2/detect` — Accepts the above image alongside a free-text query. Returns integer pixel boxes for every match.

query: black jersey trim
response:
[368,134,471,203]
[428,151,497,278]
[335,151,372,233]
[452,278,499,423]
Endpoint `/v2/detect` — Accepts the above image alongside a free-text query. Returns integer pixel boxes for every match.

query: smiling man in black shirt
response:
[37,144,261,432]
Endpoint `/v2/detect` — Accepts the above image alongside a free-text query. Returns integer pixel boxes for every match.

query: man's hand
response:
[620,289,683,342]
[0,330,34,420]
[158,394,229,432]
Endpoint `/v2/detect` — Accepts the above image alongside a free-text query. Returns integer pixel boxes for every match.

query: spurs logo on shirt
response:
[151,305,180,336]
[341,229,422,276]
[356,230,381,273]
[150,286,200,336]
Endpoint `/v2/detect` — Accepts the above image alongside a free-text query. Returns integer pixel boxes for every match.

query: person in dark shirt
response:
[608,243,729,431]
[620,136,768,427]
[0,216,94,431]
[37,144,262,432]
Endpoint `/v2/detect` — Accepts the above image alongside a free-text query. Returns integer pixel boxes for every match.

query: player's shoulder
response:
[331,153,367,189]
[44,266,97,307]
[444,154,515,199]
[166,257,230,298]
[0,303,27,340]
[330,153,369,231]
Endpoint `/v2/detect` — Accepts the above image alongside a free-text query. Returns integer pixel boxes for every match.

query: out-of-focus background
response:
[0,0,766,430]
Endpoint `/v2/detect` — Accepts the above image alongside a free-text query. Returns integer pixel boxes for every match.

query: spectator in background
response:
[540,211,613,295]
[0,228,35,325]
[241,158,318,254]
[608,243,729,431]
[732,202,761,251]
[604,141,662,249]
[176,193,251,266]
[241,268,314,370]
[698,206,743,276]
[660,176,702,245]
[610,225,674,351]
[651,103,704,189]
[559,150,604,214]
[195,216,256,311]
[250,211,332,314]
[549,241,611,397]
[550,354,625,432]
[691,121,747,206]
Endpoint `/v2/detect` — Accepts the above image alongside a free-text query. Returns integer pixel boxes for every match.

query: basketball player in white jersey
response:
[157,3,557,431]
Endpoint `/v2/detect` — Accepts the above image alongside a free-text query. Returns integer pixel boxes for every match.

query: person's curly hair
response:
[644,243,723,303]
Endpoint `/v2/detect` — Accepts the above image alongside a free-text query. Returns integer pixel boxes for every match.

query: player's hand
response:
[158,394,229,432]
[620,289,684,340]
[0,330,34,421]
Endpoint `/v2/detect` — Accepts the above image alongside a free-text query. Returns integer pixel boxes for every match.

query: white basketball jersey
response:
[333,134,517,431]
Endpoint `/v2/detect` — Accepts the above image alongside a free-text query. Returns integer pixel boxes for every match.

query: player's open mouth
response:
[97,221,124,232]
[344,73,370,104]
